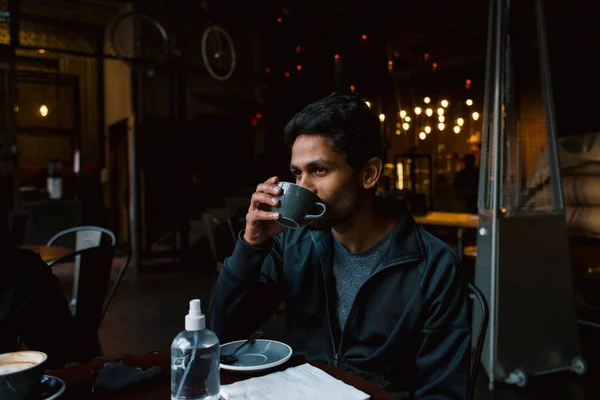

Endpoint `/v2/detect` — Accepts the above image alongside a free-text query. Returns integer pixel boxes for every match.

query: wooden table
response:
[413,212,479,259]
[19,245,72,263]
[47,352,395,399]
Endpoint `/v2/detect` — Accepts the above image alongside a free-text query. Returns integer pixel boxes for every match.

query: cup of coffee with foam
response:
[0,351,48,400]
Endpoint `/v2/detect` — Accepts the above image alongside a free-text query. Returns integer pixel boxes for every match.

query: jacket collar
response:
[309,198,425,270]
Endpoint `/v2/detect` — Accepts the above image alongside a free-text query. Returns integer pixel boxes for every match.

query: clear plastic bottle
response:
[171,299,220,400]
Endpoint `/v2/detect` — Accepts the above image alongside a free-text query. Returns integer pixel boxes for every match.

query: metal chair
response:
[49,244,131,362]
[468,282,489,400]
[46,226,116,308]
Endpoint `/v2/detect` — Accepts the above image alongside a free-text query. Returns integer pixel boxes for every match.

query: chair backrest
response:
[49,244,130,361]
[46,225,116,249]
[203,212,237,270]
[468,282,489,400]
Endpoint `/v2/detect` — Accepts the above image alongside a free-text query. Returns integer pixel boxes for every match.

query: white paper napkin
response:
[220,363,370,400]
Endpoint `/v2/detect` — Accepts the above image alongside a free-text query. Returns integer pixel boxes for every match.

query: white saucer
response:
[220,339,292,373]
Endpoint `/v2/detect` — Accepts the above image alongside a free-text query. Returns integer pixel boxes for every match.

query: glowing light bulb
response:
[39,104,48,117]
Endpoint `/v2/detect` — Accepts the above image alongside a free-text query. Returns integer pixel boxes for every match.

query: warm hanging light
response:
[454,126,460,134]
[414,107,422,115]
[424,126,432,134]
[438,115,445,123]
[379,113,386,122]
[472,112,480,121]
[402,122,410,130]
[405,116,411,122]
[466,99,473,106]
[441,99,449,108]
[395,129,401,135]
[438,123,445,131]
[437,108,444,116]
[400,110,407,119]
[365,101,371,108]
[424,97,431,104]
[425,108,433,117]
[457,118,464,127]
[419,132,427,140]
[39,104,49,117]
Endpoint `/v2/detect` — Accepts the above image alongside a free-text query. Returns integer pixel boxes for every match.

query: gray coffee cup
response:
[271,182,327,229]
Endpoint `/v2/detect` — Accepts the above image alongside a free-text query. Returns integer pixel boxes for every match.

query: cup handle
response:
[304,202,327,220]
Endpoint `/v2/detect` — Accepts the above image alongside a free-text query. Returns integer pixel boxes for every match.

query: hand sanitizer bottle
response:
[171,299,220,400]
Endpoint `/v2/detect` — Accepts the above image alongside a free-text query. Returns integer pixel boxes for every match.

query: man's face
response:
[289,134,364,229]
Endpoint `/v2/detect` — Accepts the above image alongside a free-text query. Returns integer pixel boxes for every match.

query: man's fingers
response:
[246,210,280,224]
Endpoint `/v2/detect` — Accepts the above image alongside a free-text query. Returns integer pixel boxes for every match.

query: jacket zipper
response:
[331,256,423,368]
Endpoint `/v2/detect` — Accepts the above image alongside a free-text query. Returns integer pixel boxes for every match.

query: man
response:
[453,153,480,214]
[211,95,470,398]
[0,212,75,369]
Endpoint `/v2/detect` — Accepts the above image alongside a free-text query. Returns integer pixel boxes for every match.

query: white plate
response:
[220,339,292,373]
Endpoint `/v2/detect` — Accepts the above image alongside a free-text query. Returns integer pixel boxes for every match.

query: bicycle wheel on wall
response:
[109,12,169,74]
[201,25,236,81]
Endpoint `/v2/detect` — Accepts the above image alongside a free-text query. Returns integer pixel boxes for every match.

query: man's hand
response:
[243,176,285,246]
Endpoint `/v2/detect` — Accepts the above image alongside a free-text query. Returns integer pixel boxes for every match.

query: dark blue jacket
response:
[211,206,470,399]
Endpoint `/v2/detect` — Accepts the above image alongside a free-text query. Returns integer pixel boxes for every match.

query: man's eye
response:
[315,167,327,175]
[291,170,301,176]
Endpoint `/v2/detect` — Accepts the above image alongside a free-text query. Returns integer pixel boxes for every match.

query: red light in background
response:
[466,79,472,84]
[257,98,263,104]
[394,51,400,58]
[256,113,263,119]
[276,17,282,23]
[265,68,270,73]
[350,85,355,92]
[296,65,302,71]
[361,34,367,40]
[334,54,340,60]
[284,71,290,77]
[250,117,258,126]
[296,45,301,53]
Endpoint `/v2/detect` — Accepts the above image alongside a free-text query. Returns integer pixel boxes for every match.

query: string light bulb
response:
[441,100,449,108]
[419,132,427,140]
[424,97,431,104]
[466,99,473,106]
[365,101,371,108]
[39,104,48,117]
[379,113,386,122]
[424,126,431,134]
[453,126,460,134]
[414,107,422,115]
[438,123,445,131]
[472,112,480,121]
[437,108,444,116]
[402,123,410,130]
[426,108,433,117]
[457,118,464,126]
[400,110,407,119]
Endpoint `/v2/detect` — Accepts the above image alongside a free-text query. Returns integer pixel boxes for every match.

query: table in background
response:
[413,212,479,259]
[19,245,72,263]
[48,352,396,400]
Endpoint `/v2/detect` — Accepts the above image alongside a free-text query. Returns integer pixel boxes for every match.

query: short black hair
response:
[283,94,383,170]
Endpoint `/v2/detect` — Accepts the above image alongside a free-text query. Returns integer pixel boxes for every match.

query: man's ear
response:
[361,157,383,190]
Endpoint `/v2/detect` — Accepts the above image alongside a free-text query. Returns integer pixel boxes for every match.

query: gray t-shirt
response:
[332,225,395,329]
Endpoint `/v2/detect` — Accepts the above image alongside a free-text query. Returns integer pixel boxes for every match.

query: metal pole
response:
[129,71,142,271]
[534,0,564,213]
[488,0,507,390]
[5,0,20,209]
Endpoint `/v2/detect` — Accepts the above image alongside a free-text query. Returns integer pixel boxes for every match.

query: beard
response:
[306,184,363,231]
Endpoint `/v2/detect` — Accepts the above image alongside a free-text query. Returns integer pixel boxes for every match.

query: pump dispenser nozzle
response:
[185,299,205,331]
